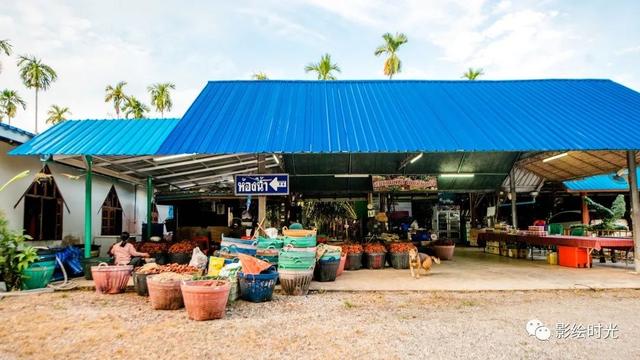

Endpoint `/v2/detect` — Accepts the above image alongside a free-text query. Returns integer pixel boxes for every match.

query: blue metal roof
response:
[158,79,640,154]
[10,119,179,156]
[0,122,34,144]
[564,169,639,192]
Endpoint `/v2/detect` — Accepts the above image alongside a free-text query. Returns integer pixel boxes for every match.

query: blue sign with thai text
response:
[234,174,289,196]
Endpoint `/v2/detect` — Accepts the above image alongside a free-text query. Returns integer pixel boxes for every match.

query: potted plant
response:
[0,214,39,291]
[432,238,455,260]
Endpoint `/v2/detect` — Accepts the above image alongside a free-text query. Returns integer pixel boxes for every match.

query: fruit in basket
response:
[168,241,198,254]
[340,243,363,255]
[138,242,169,254]
[363,243,387,253]
[387,242,416,253]
[135,263,200,275]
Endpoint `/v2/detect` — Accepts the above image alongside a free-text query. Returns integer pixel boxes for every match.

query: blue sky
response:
[1,0,639,133]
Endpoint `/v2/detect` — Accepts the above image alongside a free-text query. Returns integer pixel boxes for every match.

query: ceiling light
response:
[272,154,280,164]
[542,152,568,163]
[409,153,423,164]
[153,154,195,162]
[334,174,370,178]
[440,173,474,178]
[616,168,626,177]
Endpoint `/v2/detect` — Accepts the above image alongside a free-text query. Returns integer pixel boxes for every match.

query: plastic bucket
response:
[336,254,347,276]
[168,252,191,265]
[82,257,112,280]
[278,250,316,270]
[283,235,317,248]
[256,237,284,249]
[91,264,132,294]
[238,268,279,303]
[21,261,56,290]
[147,276,185,310]
[365,252,386,269]
[345,252,363,271]
[314,259,339,282]
[133,272,150,296]
[278,269,313,296]
[181,280,230,321]
[389,252,410,269]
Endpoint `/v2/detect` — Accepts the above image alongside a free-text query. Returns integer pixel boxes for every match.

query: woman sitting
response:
[110,232,150,267]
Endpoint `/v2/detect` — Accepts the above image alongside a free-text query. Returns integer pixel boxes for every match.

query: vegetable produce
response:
[135,263,200,275]
[388,242,416,253]
[168,241,198,254]
[137,242,169,254]
[341,244,363,255]
[363,243,386,253]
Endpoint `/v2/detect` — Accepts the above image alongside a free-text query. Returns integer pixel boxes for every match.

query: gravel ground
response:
[1,289,639,360]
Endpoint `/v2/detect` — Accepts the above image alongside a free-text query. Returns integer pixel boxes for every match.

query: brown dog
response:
[409,248,441,279]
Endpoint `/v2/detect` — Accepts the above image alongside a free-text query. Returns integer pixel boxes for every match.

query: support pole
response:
[510,167,518,229]
[146,176,153,240]
[84,156,93,259]
[257,155,266,225]
[580,192,590,225]
[626,151,640,273]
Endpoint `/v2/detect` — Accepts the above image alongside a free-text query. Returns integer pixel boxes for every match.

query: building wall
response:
[0,141,168,246]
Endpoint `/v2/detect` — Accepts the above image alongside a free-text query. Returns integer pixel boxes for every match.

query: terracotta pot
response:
[433,245,455,260]
[336,254,347,276]
[181,280,230,321]
[147,276,184,310]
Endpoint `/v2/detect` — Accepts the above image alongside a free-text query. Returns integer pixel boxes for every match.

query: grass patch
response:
[344,300,357,309]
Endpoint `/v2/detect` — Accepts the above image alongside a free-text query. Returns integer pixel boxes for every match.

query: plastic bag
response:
[207,256,225,276]
[189,247,208,270]
[219,263,242,279]
[264,227,278,239]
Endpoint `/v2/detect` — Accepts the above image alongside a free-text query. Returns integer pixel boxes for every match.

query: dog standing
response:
[409,248,441,279]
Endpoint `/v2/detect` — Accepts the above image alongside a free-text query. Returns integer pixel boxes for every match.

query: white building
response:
[0,123,166,254]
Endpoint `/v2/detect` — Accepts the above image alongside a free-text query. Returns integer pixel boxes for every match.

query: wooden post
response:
[84,156,93,259]
[626,151,640,273]
[257,154,266,225]
[510,167,518,229]
[580,192,590,225]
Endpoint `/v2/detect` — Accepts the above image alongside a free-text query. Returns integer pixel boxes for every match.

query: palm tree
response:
[305,53,341,80]
[252,72,269,80]
[0,89,26,126]
[374,32,408,79]
[0,39,12,74]
[46,105,71,125]
[122,96,150,119]
[462,68,484,80]
[147,82,175,118]
[104,81,128,119]
[17,55,57,133]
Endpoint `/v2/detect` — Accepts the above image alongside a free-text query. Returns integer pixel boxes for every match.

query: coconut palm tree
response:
[252,72,269,80]
[374,32,408,79]
[122,96,150,119]
[462,68,484,80]
[305,53,341,80]
[0,89,26,126]
[16,55,57,133]
[46,105,71,125]
[147,82,175,118]
[104,81,128,119]
[0,39,13,74]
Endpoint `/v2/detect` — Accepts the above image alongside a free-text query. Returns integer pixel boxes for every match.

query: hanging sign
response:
[372,175,438,192]
[234,174,289,196]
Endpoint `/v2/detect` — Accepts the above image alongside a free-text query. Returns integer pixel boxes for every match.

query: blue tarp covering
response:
[158,79,640,154]
[10,118,179,156]
[564,169,639,192]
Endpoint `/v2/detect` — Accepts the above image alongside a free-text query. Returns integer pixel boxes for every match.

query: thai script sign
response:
[234,174,289,196]
[372,175,437,192]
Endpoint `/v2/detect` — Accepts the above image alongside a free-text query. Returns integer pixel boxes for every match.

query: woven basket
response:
[282,227,317,238]
[345,252,363,271]
[389,252,410,269]
[181,280,230,321]
[278,269,313,296]
[147,276,184,310]
[91,264,132,294]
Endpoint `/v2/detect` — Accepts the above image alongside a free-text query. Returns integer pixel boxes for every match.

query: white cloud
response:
[616,45,640,56]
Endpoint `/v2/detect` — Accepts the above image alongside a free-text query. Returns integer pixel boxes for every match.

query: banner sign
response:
[234,174,289,196]
[372,175,438,192]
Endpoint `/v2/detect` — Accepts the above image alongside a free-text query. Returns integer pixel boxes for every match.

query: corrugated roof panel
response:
[10,119,179,156]
[563,170,638,192]
[0,122,33,144]
[158,79,640,154]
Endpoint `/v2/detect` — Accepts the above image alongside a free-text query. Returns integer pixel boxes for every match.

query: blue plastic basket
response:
[238,267,279,303]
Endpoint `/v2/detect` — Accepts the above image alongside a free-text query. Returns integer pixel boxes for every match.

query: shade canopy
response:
[158,79,640,154]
